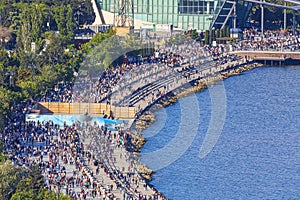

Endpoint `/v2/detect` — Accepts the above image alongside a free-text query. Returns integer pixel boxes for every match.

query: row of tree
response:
[80,29,155,74]
[0,1,95,199]
[0,0,94,126]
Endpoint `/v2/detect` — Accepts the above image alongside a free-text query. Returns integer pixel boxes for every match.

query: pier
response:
[230,50,300,66]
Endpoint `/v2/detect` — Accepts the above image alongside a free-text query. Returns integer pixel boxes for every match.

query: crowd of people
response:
[37,39,245,124]
[2,29,300,199]
[38,38,207,105]
[2,39,232,199]
[22,29,300,107]
[1,100,162,199]
[236,29,300,51]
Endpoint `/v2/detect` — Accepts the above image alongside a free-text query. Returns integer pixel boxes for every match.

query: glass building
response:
[99,0,225,30]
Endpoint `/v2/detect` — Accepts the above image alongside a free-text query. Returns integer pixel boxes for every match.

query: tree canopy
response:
[0,1,94,199]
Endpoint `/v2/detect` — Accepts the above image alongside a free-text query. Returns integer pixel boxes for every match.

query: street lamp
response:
[46,11,53,31]
[28,64,36,81]
[5,71,14,88]
[207,17,214,46]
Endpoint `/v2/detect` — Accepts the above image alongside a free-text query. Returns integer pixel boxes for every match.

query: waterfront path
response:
[80,128,161,199]
[2,43,265,200]
[40,47,250,199]
[110,53,246,120]
[48,47,251,199]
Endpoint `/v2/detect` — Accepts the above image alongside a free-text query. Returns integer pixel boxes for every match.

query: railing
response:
[230,50,300,60]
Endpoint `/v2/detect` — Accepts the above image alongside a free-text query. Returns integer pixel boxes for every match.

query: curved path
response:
[110,52,246,120]
[35,45,253,200]
[62,45,250,199]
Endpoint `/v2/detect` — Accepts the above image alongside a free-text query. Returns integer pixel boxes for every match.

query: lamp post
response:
[261,0,264,37]
[46,11,53,31]
[5,71,14,88]
[207,17,214,46]
[28,64,36,81]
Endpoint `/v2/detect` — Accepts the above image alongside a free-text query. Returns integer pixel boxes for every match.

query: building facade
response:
[99,0,225,31]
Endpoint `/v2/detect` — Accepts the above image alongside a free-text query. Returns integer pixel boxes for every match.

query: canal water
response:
[140,66,300,199]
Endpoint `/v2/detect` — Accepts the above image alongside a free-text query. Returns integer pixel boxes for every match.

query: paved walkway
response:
[110,54,246,118]
[38,124,161,199]
[81,129,160,199]
[40,53,247,199]
[36,46,248,199]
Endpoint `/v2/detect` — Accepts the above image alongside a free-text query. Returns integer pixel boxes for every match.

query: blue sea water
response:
[140,66,300,199]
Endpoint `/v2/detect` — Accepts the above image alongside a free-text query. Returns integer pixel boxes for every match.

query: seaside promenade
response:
[3,31,300,199]
[110,55,245,117]
[40,44,255,199]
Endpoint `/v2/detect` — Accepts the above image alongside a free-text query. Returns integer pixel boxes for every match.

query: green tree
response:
[15,166,45,194]
[54,5,76,43]
[0,87,21,126]
[225,27,230,37]
[14,3,47,52]
[81,28,116,53]
[17,81,38,99]
[0,161,24,199]
[0,143,6,163]
[0,63,6,87]
[66,5,76,40]
[36,189,59,200]
[189,29,200,41]
[7,165,72,200]
[10,190,35,200]
[168,33,189,45]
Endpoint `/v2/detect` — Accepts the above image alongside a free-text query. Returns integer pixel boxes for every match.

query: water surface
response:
[141,66,300,199]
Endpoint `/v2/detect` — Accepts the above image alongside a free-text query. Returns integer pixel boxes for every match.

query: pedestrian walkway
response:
[2,40,254,200]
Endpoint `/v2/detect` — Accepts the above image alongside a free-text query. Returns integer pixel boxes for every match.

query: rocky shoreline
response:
[128,61,263,196]
[129,111,156,180]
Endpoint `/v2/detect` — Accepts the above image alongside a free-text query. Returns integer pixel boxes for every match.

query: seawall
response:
[129,60,263,187]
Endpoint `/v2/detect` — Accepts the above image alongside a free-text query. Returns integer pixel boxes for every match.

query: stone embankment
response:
[124,61,262,191]
[129,111,156,152]
[136,163,154,181]
[135,112,156,131]
[128,62,263,188]
[154,62,262,109]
